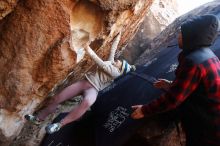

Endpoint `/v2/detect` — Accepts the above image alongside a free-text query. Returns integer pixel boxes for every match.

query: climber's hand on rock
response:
[131,105,144,119]
[82,41,90,50]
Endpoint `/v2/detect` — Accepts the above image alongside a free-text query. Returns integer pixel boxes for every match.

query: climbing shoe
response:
[24,114,41,125]
[45,122,62,134]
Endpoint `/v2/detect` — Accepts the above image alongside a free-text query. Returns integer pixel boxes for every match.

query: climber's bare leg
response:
[60,87,98,126]
[37,80,93,121]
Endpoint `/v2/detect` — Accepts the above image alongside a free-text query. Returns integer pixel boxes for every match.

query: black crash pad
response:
[40,112,96,146]
[92,44,181,146]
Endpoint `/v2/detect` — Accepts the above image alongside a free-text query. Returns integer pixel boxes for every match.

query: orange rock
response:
[0,0,153,144]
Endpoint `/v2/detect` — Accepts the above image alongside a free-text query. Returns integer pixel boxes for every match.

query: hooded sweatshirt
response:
[141,15,220,146]
[181,14,219,51]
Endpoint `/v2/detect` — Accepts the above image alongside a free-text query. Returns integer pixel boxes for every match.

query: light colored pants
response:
[37,79,98,126]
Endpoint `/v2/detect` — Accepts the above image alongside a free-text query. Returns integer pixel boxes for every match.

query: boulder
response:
[0,0,153,145]
[122,0,179,63]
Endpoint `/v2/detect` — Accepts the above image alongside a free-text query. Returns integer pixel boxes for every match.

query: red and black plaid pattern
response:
[142,53,220,145]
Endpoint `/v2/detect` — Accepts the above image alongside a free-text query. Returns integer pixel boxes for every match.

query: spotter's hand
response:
[153,79,172,91]
[131,105,145,119]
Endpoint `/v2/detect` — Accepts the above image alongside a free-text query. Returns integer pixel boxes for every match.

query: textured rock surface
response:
[0,0,18,20]
[1,0,219,145]
[0,0,153,145]
[122,0,179,63]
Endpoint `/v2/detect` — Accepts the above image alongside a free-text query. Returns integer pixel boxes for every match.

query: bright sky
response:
[177,0,214,16]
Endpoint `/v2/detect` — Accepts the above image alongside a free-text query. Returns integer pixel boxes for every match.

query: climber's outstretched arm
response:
[108,32,121,62]
[84,45,119,77]
[84,45,106,69]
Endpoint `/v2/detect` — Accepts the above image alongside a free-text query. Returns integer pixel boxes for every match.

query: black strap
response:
[130,72,157,85]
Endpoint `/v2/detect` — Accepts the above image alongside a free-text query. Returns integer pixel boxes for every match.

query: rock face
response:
[0,0,18,20]
[122,0,179,63]
[1,0,219,145]
[137,0,220,65]
[0,0,153,145]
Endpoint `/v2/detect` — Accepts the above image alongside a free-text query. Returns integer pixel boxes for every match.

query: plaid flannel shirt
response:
[141,51,220,145]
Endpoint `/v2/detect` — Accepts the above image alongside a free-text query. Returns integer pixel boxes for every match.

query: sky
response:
[177,0,214,15]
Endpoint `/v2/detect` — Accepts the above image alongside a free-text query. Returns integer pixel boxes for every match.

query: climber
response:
[24,30,135,134]
[131,14,220,146]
